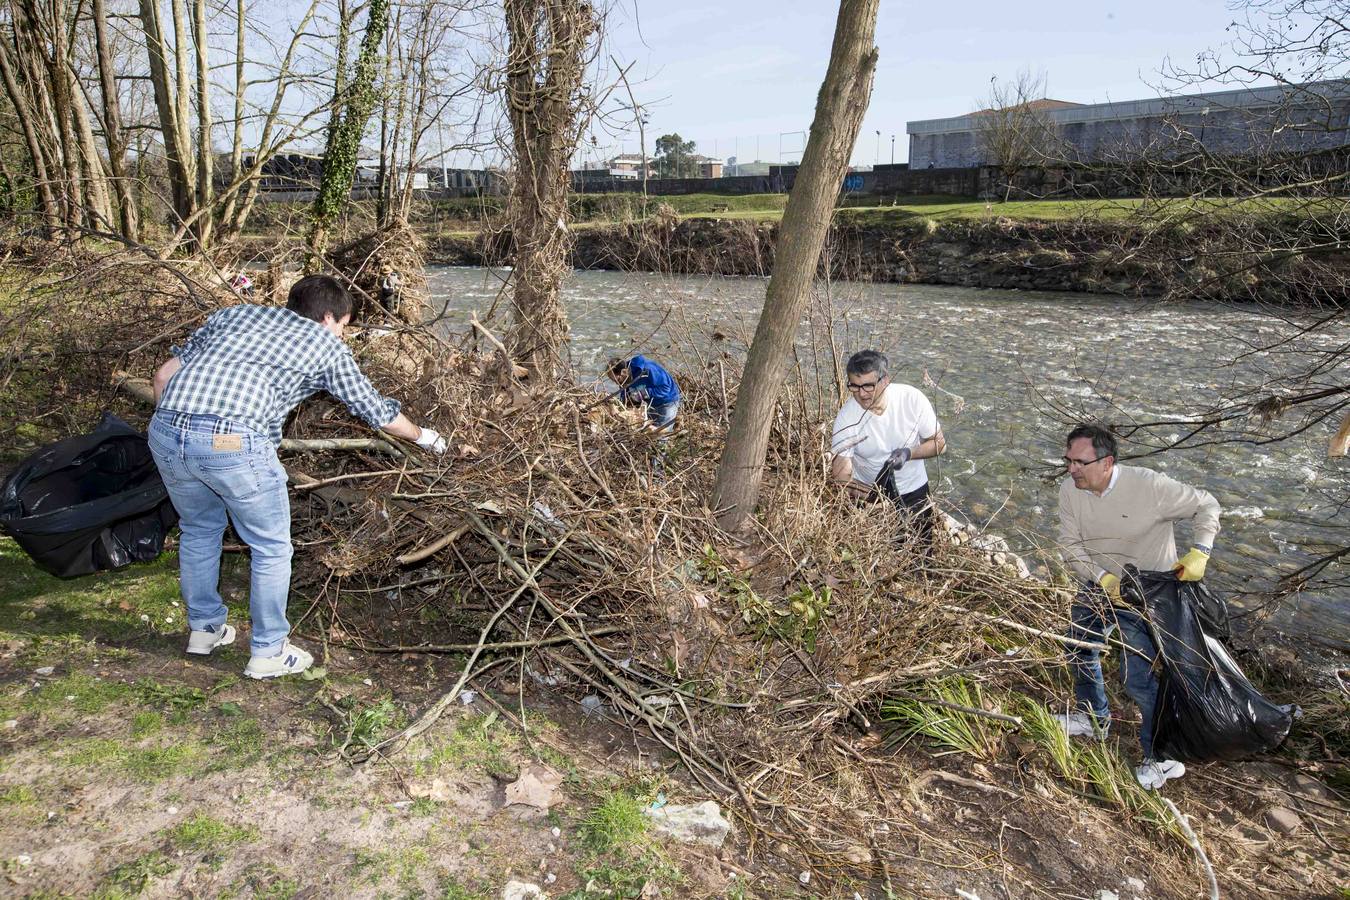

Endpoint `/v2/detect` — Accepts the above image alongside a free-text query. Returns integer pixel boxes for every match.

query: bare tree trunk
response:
[0,33,57,232]
[502,0,598,380]
[189,0,212,246]
[394,10,432,224]
[92,0,139,240]
[22,0,81,229]
[385,40,410,228]
[69,65,114,228]
[138,0,196,236]
[216,0,245,231]
[217,0,320,241]
[710,0,879,531]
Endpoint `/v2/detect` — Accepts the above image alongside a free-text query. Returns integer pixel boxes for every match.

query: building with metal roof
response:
[906,80,1350,169]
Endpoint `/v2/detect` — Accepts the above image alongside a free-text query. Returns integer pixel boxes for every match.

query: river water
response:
[426,266,1349,667]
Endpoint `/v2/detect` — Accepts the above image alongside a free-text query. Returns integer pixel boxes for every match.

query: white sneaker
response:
[186,623,236,656]
[1053,711,1108,740]
[243,641,314,680]
[1135,758,1186,790]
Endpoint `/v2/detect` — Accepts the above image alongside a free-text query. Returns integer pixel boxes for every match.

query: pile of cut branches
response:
[268,320,1136,890]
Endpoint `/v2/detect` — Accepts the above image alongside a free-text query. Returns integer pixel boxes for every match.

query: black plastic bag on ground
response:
[1122,567,1292,763]
[0,412,177,577]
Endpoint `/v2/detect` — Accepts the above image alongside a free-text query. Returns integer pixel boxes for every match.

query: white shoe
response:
[1135,758,1186,790]
[186,623,235,656]
[243,641,314,680]
[1053,711,1108,740]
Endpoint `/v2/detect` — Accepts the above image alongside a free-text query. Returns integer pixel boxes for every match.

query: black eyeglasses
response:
[847,378,884,393]
[1062,454,1109,469]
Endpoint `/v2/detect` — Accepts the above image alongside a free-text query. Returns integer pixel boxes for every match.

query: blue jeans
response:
[647,400,678,430]
[148,412,293,657]
[1068,591,1161,758]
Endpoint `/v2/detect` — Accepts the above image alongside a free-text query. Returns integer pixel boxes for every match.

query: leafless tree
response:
[976,69,1065,201]
[712,0,879,532]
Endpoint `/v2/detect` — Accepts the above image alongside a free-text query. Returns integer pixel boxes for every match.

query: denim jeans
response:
[1068,591,1161,758]
[647,400,678,430]
[148,412,293,657]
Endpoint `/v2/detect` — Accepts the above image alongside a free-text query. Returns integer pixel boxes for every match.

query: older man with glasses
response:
[1055,422,1222,791]
[829,349,946,548]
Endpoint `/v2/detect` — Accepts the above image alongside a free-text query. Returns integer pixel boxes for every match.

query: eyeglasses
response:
[1062,454,1110,469]
[847,378,884,394]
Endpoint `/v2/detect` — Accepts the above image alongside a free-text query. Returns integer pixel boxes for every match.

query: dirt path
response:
[0,539,741,899]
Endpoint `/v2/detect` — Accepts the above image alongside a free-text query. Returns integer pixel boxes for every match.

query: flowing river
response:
[426,266,1349,670]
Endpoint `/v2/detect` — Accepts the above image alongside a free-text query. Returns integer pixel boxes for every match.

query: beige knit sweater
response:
[1058,464,1222,583]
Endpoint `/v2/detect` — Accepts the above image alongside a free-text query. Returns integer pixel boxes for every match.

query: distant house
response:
[692,155,724,178]
[906,79,1350,168]
[608,153,654,178]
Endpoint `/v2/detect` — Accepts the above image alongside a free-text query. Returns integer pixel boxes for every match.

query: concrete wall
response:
[571,173,794,195]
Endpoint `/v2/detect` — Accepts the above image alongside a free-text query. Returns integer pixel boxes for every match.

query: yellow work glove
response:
[1174,548,1210,581]
[1098,572,1122,604]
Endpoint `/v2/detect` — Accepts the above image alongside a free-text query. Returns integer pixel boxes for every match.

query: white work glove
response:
[415,427,447,454]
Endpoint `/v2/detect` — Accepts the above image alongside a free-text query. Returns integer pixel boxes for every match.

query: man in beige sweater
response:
[1056,423,1221,790]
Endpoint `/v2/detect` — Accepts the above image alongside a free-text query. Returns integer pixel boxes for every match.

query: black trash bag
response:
[1121,567,1291,763]
[0,412,177,577]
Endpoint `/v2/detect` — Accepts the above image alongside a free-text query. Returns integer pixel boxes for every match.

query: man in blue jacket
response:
[607,355,680,430]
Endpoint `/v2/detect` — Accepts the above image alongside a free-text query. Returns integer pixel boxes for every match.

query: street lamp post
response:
[890,134,895,165]
[874,129,880,166]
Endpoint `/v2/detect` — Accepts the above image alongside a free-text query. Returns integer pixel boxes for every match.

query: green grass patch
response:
[417,712,518,779]
[65,736,206,781]
[0,782,44,826]
[136,679,209,714]
[0,537,248,650]
[130,710,164,738]
[165,812,259,856]
[228,862,301,899]
[329,696,403,754]
[0,671,134,722]
[560,851,683,900]
[881,678,1015,759]
[0,783,38,805]
[207,715,267,769]
[578,790,648,854]
[351,844,432,887]
[103,850,176,895]
[439,874,493,899]
[1016,698,1177,832]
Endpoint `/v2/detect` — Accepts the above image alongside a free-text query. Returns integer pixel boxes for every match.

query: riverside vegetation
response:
[0,236,1346,898]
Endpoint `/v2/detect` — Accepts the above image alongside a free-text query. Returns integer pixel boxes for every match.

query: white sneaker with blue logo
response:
[186,623,235,656]
[243,640,314,680]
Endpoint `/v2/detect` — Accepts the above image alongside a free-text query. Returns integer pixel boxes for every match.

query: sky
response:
[593,0,1246,167]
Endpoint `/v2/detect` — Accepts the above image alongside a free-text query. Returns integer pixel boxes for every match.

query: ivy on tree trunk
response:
[308,0,391,267]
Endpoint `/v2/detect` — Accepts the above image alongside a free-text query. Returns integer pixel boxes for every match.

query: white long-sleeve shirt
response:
[1058,464,1221,583]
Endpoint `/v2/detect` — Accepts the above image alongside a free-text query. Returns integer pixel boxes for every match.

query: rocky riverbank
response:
[427,214,1341,303]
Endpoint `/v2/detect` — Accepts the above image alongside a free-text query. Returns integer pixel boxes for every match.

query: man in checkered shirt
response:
[148,275,447,680]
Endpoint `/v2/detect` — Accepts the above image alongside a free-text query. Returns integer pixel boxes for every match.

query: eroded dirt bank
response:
[430,215,1346,304]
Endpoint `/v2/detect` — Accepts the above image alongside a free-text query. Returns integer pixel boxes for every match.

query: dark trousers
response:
[891,481,936,554]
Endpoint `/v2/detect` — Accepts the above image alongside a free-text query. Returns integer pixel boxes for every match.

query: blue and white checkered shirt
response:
[157,305,401,446]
